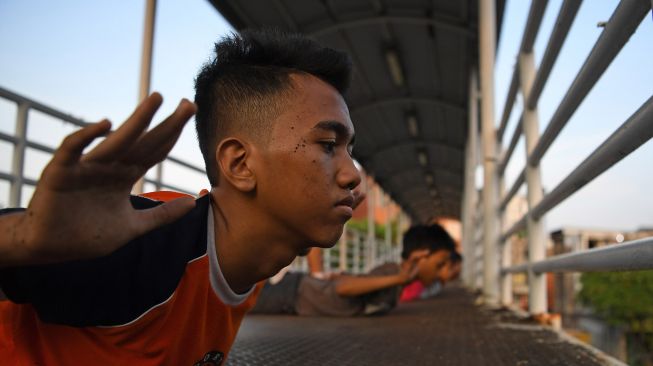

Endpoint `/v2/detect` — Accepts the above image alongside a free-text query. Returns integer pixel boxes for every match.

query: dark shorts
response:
[250,272,304,314]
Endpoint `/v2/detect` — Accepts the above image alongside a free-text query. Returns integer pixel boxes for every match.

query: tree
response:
[579,270,653,365]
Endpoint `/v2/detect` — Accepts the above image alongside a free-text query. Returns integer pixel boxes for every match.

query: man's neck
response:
[209,190,300,294]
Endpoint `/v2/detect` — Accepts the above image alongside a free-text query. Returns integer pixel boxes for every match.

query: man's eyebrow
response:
[312,120,355,143]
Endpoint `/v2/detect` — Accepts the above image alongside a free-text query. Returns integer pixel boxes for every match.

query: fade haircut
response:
[194,29,353,186]
[401,224,456,259]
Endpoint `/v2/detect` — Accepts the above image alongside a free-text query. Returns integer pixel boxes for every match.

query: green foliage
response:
[579,270,653,331]
[346,219,399,241]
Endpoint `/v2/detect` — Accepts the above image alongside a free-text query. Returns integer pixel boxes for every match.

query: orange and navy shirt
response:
[0,192,261,365]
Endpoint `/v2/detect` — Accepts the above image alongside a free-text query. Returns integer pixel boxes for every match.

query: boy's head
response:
[402,224,456,285]
[194,29,352,187]
[194,30,360,262]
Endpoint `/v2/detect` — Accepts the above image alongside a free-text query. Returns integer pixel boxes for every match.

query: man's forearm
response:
[334,274,405,297]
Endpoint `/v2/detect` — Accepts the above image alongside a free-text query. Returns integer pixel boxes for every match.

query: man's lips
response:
[336,195,354,208]
[335,195,355,218]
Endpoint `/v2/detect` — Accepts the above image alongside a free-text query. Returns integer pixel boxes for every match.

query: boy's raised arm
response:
[0,93,197,268]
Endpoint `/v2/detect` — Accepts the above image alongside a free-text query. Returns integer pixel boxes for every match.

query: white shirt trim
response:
[207,204,254,306]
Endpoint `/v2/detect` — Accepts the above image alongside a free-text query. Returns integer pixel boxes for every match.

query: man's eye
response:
[321,141,337,153]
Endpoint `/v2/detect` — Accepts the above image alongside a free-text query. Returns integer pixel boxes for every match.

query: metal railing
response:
[463,0,653,315]
[0,86,206,206]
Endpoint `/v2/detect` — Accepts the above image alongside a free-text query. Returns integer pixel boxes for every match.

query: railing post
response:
[10,102,29,207]
[353,231,361,274]
[366,177,377,270]
[155,163,163,191]
[462,68,479,289]
[133,0,157,194]
[396,211,404,263]
[499,149,513,306]
[519,52,548,314]
[384,194,392,264]
[339,228,347,271]
[479,0,500,304]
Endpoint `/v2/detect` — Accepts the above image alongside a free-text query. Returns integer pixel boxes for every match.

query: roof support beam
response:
[357,139,464,163]
[308,15,474,38]
[350,96,465,116]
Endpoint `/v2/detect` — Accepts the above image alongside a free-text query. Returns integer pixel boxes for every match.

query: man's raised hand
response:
[0,93,197,267]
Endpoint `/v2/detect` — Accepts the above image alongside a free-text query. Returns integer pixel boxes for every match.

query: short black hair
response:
[194,29,352,186]
[401,224,456,259]
[450,251,462,263]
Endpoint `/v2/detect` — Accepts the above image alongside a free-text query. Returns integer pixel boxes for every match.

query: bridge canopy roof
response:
[208,0,505,223]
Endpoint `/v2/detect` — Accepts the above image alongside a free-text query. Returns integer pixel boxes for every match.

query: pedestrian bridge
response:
[1,0,652,364]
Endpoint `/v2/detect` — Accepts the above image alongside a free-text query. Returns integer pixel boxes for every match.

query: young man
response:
[0,30,359,365]
[251,224,455,316]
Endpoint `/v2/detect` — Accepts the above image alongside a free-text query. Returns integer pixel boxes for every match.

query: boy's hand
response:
[5,93,197,266]
[398,249,430,284]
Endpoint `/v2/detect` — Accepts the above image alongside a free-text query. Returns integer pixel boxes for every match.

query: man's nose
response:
[339,156,362,190]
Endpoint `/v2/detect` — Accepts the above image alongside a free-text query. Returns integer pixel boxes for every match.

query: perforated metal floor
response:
[227,287,611,366]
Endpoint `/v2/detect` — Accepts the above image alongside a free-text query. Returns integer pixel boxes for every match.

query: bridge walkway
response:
[227,286,613,366]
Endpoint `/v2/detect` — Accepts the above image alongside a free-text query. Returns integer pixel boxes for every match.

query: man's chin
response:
[297,247,312,257]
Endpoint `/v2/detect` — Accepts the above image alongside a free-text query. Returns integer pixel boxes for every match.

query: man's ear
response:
[215,138,256,192]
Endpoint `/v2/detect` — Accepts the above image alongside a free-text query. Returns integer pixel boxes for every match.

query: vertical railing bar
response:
[339,228,347,271]
[353,231,360,274]
[519,51,547,314]
[479,0,500,304]
[9,103,28,207]
[528,1,650,166]
[155,163,163,191]
[462,68,479,289]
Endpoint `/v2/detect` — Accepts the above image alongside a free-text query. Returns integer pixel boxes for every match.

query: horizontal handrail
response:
[500,168,524,211]
[519,0,548,53]
[0,86,208,202]
[497,118,522,175]
[528,0,650,166]
[526,0,582,109]
[0,86,88,128]
[501,95,653,240]
[501,214,527,242]
[497,72,519,142]
[531,95,653,220]
[502,236,653,274]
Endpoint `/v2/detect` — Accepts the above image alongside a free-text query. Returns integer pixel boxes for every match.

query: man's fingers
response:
[125,99,197,167]
[52,120,112,165]
[84,93,164,162]
[135,197,196,235]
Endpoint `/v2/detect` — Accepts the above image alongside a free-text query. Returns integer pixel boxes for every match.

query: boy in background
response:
[251,224,455,316]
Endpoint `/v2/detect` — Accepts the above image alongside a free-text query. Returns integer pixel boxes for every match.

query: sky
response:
[0,0,651,233]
